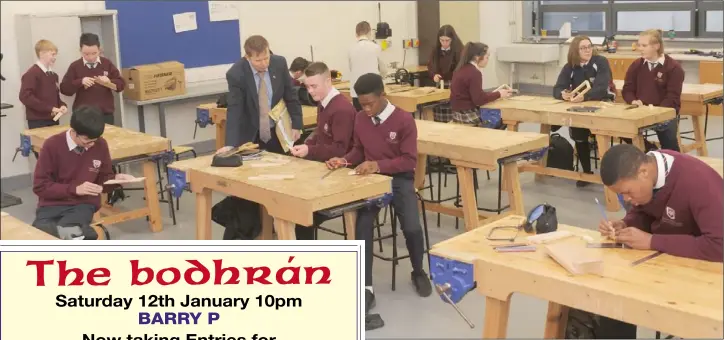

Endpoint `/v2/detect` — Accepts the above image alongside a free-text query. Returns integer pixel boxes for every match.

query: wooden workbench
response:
[430,215,723,339]
[204,105,319,151]
[22,125,170,232]
[696,156,723,177]
[485,96,676,212]
[1,212,58,240]
[414,120,549,231]
[338,85,450,120]
[167,152,392,240]
[613,80,723,156]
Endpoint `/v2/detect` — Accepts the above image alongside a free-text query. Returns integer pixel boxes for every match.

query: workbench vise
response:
[166,167,188,199]
[195,105,213,128]
[12,134,32,161]
[430,255,476,328]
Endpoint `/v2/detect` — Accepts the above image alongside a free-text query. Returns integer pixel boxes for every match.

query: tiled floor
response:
[3,116,721,338]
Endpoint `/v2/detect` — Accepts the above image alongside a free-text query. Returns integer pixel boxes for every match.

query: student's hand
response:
[616,227,653,250]
[215,146,233,155]
[82,77,95,88]
[598,219,626,239]
[433,74,442,82]
[290,145,309,158]
[355,161,379,175]
[76,181,103,196]
[631,100,644,107]
[96,75,110,83]
[561,90,573,101]
[570,94,585,103]
[325,157,347,169]
[59,106,68,114]
[292,129,301,142]
[51,107,61,115]
[114,173,136,181]
[496,88,514,99]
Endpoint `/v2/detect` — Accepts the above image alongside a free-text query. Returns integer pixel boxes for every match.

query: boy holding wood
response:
[60,33,125,125]
[19,39,67,129]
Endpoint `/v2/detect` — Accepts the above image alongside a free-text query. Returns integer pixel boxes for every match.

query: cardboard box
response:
[122,61,186,101]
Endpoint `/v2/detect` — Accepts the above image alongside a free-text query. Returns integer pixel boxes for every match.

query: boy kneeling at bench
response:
[565,144,722,338]
[32,106,136,239]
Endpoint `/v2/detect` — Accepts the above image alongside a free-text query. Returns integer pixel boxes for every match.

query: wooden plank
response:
[696,156,723,177]
[431,215,723,339]
[415,120,549,168]
[484,96,675,135]
[23,124,169,160]
[1,213,58,240]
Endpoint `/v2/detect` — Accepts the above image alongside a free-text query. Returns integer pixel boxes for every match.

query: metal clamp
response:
[166,168,188,199]
[12,134,32,162]
[430,255,476,328]
[195,107,213,128]
[498,147,549,165]
[152,150,176,164]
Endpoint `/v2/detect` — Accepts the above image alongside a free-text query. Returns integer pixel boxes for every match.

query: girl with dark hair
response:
[449,42,512,126]
[428,25,463,122]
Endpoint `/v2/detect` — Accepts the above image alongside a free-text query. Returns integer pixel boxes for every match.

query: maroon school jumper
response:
[33,131,116,211]
[343,106,417,175]
[305,94,356,162]
[623,150,723,262]
[19,64,66,121]
[621,54,684,111]
[59,57,125,115]
[450,63,500,111]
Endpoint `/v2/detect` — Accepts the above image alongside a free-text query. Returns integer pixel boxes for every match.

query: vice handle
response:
[436,283,475,329]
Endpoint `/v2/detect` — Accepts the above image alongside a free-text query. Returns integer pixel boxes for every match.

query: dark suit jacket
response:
[224,55,302,147]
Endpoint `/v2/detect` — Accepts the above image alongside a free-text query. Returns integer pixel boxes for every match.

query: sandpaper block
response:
[545,242,603,275]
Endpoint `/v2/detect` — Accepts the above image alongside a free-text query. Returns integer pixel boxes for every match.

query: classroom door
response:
[29,16,82,113]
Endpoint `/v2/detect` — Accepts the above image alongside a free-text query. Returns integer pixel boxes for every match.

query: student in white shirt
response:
[348,21,388,111]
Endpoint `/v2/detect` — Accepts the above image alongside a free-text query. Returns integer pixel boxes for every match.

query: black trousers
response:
[356,176,425,286]
[566,308,638,339]
[621,119,680,152]
[32,204,98,239]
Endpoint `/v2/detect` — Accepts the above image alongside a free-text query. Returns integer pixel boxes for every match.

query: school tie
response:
[373,116,381,126]
[648,61,658,71]
[46,71,54,76]
[73,146,85,155]
[257,71,271,143]
[86,62,96,69]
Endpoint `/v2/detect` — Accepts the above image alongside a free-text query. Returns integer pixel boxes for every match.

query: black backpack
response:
[547,133,575,171]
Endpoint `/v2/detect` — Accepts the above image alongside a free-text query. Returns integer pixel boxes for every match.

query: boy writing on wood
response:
[60,33,125,125]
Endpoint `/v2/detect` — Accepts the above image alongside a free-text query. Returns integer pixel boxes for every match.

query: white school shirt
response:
[348,38,388,98]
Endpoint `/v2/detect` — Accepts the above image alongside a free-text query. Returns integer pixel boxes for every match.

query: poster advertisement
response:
[0,241,363,340]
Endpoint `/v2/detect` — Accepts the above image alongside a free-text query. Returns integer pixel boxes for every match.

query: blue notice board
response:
[106,1,241,68]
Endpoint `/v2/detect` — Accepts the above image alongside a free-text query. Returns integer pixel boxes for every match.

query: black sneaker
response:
[576,171,594,188]
[411,270,432,297]
[365,289,376,314]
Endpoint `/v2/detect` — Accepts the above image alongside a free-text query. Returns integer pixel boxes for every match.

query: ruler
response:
[631,251,663,266]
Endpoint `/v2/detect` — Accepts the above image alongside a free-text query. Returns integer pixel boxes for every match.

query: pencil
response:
[595,198,618,244]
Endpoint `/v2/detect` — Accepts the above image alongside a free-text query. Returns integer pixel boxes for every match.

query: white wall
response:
[479,0,520,88]
[1,1,418,181]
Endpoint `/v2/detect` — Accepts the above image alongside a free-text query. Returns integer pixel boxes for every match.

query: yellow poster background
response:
[1,246,360,340]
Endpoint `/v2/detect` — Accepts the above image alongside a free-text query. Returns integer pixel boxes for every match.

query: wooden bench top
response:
[613,80,723,103]
[696,156,723,177]
[22,124,169,160]
[204,105,318,128]
[430,214,723,339]
[1,212,58,240]
[169,152,392,211]
[485,96,676,135]
[416,120,549,167]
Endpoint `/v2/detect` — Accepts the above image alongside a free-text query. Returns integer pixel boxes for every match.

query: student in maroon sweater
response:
[427,25,463,123]
[621,29,683,152]
[32,106,137,239]
[326,73,433,316]
[60,33,125,126]
[567,144,724,339]
[450,42,513,126]
[19,39,67,130]
[289,62,355,240]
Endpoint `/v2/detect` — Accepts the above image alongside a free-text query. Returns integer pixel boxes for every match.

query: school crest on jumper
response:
[657,72,662,78]
[665,206,675,220]
[324,123,329,133]
[389,132,396,140]
[103,71,108,76]
[93,160,101,168]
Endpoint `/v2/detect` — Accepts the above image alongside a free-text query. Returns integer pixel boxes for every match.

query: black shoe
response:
[365,313,385,331]
[576,172,594,188]
[365,289,376,314]
[412,270,432,297]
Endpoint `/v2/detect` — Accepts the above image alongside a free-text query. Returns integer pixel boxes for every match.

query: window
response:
[617,11,692,32]
[535,0,717,38]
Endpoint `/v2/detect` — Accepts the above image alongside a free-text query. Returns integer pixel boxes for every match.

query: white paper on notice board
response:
[209,1,239,22]
[173,12,198,33]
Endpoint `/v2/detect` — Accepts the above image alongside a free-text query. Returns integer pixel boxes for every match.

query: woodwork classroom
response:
[1,1,722,339]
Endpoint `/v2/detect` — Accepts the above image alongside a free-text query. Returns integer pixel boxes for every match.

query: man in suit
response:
[218,35,302,154]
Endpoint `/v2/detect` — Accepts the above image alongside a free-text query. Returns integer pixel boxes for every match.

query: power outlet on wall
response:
[402,38,419,49]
